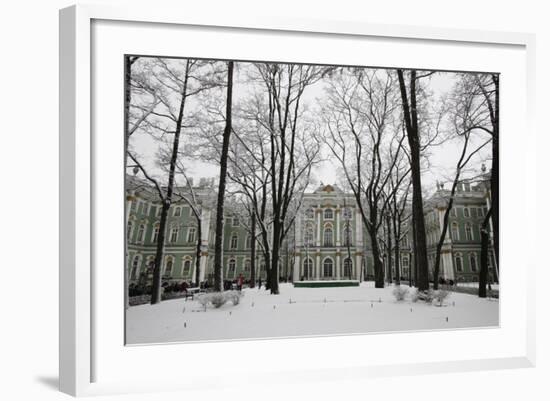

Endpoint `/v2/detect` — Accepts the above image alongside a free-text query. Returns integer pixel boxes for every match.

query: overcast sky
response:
[128,58,492,194]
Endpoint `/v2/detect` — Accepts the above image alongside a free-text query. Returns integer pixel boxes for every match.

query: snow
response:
[126,282,499,344]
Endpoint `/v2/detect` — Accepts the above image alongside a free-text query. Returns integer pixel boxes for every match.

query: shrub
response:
[392,285,409,301]
[225,290,243,305]
[433,289,450,306]
[410,288,419,303]
[196,293,210,310]
[417,289,435,303]
[209,292,227,308]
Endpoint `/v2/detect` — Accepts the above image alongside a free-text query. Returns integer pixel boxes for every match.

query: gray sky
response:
[128,59,492,194]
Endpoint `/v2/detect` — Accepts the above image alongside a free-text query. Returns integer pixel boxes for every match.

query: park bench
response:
[184,287,200,300]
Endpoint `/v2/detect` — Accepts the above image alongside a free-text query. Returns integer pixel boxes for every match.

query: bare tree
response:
[396,69,434,291]
[127,58,218,304]
[212,61,235,292]
[475,74,499,279]
[248,63,326,294]
[431,75,492,289]
[323,68,407,288]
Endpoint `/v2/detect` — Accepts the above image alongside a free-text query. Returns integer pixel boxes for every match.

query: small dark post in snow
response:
[182,307,186,314]
[452,301,455,307]
[289,298,292,304]
[229,311,232,316]
[184,322,187,328]
[273,305,276,310]
[251,302,254,307]
[446,317,449,322]
[410,308,412,312]
[371,303,373,308]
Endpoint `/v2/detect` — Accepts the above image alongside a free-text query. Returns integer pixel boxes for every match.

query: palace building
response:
[126,175,497,288]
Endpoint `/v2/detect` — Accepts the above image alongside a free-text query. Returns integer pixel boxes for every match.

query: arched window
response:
[451,222,459,241]
[182,259,191,276]
[164,257,173,276]
[152,223,160,243]
[463,207,470,218]
[343,258,353,278]
[469,253,478,272]
[454,253,463,272]
[130,255,140,280]
[323,258,333,278]
[244,260,251,272]
[323,227,333,247]
[187,227,196,243]
[305,208,314,219]
[465,223,473,241]
[228,259,236,277]
[137,224,145,242]
[324,208,333,220]
[230,234,238,249]
[127,221,133,241]
[303,258,313,278]
[173,206,181,217]
[146,258,155,273]
[169,227,179,243]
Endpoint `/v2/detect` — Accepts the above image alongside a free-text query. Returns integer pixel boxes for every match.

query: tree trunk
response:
[386,214,392,285]
[397,69,429,291]
[490,74,499,281]
[250,211,256,288]
[194,221,202,286]
[213,61,234,292]
[369,226,385,288]
[151,202,169,304]
[150,61,189,304]
[394,228,401,285]
[269,222,281,294]
[479,208,493,297]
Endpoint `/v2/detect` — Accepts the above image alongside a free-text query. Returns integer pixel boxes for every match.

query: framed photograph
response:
[60,4,536,396]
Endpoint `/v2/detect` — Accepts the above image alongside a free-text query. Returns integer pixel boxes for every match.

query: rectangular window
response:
[170,228,179,243]
[464,207,470,218]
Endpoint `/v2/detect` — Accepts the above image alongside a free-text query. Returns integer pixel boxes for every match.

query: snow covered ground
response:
[126,282,499,344]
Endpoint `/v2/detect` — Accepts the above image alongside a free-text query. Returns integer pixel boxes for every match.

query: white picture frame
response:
[59,3,536,397]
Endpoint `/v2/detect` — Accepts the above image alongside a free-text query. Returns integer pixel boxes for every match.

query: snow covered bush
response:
[209,292,227,308]
[196,293,210,311]
[225,290,244,305]
[417,289,435,303]
[433,289,450,307]
[410,288,419,302]
[392,285,409,301]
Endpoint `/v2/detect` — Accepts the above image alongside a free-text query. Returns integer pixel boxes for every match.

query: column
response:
[355,253,361,281]
[355,207,363,247]
[336,208,341,246]
[294,254,301,282]
[199,253,207,282]
[316,253,321,280]
[336,253,341,279]
[442,251,454,280]
[316,206,321,247]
